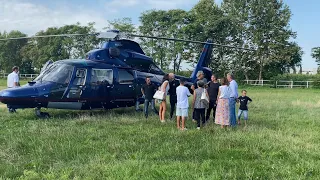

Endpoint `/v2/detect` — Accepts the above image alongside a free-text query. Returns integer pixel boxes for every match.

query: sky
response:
[0,0,318,69]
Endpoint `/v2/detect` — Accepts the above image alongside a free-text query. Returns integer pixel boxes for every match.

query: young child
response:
[237,90,252,126]
[176,78,191,130]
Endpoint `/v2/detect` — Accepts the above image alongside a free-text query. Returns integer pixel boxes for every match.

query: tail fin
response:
[190,40,213,82]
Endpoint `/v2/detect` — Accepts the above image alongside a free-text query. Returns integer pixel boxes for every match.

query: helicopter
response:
[0,30,252,118]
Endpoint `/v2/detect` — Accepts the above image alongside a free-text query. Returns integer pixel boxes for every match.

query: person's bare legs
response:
[161,101,166,122]
[181,116,186,130]
[159,102,163,121]
[177,116,180,129]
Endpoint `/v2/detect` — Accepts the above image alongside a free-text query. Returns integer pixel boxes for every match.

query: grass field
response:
[1,79,320,179]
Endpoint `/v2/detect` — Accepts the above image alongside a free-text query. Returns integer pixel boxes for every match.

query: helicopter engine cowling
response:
[109,47,120,58]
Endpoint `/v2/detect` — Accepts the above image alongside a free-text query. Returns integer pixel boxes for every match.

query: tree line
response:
[311,47,320,73]
[0,0,311,80]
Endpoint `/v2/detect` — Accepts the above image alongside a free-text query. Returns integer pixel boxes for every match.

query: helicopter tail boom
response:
[190,40,214,82]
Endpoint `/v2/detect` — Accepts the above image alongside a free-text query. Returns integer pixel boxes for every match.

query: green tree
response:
[222,0,297,80]
[23,22,101,70]
[163,9,191,73]
[187,0,237,76]
[249,0,295,80]
[139,9,193,72]
[311,47,320,74]
[139,10,173,69]
[0,31,28,72]
[311,47,320,65]
[222,0,256,79]
[284,42,303,74]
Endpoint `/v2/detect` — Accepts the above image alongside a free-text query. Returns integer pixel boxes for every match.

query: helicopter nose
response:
[0,87,39,104]
[0,90,10,102]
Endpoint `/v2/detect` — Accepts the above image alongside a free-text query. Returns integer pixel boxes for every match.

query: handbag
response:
[153,90,165,100]
[200,89,209,108]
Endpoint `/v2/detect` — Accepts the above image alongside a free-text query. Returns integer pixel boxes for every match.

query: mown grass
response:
[0,80,320,179]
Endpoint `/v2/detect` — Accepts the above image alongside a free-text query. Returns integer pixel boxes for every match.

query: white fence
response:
[0,73,38,79]
[0,74,318,88]
[243,80,318,88]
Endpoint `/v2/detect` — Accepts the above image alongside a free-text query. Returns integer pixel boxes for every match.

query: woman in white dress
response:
[159,74,170,122]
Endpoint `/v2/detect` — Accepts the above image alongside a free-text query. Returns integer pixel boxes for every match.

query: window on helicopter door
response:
[90,69,113,86]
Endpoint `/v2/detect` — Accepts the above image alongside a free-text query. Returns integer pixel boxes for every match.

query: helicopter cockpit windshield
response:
[34,64,74,85]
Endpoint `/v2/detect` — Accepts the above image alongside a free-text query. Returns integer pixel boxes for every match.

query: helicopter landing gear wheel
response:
[35,108,50,119]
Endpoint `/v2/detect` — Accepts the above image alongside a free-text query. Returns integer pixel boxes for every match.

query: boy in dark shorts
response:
[237,90,252,126]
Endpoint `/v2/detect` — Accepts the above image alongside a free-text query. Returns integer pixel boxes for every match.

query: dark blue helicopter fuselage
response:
[0,59,192,111]
[0,39,212,112]
[0,59,144,110]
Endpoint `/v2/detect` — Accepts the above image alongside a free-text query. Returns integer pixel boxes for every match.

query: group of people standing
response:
[135,73,181,121]
[136,70,253,130]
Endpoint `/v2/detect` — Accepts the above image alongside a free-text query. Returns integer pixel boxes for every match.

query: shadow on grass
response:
[45,107,141,119]
[1,106,143,122]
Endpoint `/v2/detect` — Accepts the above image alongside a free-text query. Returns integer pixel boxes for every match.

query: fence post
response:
[276,81,278,88]
[307,81,309,88]
[262,80,264,86]
[291,81,293,88]
[246,80,249,84]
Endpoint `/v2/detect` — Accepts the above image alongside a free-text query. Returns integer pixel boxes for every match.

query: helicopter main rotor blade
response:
[0,33,98,41]
[0,30,255,51]
[0,31,122,41]
[130,34,255,51]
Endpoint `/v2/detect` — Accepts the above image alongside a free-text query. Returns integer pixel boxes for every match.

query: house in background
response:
[290,68,318,75]
[301,68,318,75]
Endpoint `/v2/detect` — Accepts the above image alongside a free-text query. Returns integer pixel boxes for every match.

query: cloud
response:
[145,0,196,9]
[107,0,139,8]
[0,0,108,35]
[0,0,222,36]
[105,0,197,13]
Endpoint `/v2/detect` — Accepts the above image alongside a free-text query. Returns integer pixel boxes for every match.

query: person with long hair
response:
[159,74,170,122]
[215,77,231,128]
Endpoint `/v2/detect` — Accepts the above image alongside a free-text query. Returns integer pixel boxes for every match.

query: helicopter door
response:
[67,68,87,99]
[89,68,114,108]
[114,68,135,106]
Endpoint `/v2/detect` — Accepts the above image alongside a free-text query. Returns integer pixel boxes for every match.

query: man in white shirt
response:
[176,78,191,130]
[6,66,20,113]
[227,73,238,127]
[7,66,20,88]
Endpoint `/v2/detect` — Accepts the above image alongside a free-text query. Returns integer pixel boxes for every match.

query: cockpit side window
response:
[73,69,87,86]
[91,69,113,85]
[118,69,134,84]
